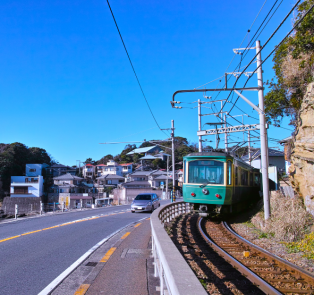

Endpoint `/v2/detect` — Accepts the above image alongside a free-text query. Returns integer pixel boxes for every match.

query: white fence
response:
[150,202,207,295]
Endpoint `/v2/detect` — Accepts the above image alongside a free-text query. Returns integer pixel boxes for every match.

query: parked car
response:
[131,193,160,213]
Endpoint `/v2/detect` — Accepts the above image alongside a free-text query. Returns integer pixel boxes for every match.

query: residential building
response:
[10,164,46,198]
[46,164,76,177]
[96,174,125,186]
[10,176,44,197]
[95,161,132,177]
[82,164,95,179]
[26,163,49,177]
[48,173,94,208]
[242,148,285,171]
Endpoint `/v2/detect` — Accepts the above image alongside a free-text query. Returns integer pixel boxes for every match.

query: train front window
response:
[188,160,224,184]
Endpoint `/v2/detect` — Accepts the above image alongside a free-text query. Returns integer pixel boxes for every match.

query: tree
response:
[97,154,113,165]
[265,0,314,126]
[85,158,97,165]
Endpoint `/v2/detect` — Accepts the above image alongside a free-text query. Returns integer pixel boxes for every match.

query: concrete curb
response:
[151,203,207,295]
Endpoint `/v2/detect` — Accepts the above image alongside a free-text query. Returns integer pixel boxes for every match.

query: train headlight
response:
[191,192,196,197]
[215,194,221,198]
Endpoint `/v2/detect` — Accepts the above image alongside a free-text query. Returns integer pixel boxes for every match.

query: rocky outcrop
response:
[290,82,314,213]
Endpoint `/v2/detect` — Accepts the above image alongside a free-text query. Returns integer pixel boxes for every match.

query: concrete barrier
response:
[150,202,207,295]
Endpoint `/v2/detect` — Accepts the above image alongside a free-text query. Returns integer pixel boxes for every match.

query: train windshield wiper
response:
[199,181,210,188]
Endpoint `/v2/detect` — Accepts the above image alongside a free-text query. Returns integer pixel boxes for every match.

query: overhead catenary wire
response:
[105,0,168,137]
[227,0,314,117]
[219,0,302,117]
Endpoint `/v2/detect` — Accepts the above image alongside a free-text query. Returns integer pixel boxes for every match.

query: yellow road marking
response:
[42,226,58,230]
[0,235,20,243]
[74,284,90,295]
[100,247,116,262]
[134,223,141,228]
[121,232,130,239]
[21,230,42,235]
[88,217,99,220]
[146,218,150,220]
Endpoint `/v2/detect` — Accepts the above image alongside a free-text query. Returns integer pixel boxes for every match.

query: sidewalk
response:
[52,217,159,295]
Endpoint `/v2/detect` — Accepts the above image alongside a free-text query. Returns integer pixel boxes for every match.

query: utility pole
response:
[248,130,251,165]
[224,114,228,152]
[166,155,169,199]
[256,40,270,220]
[171,120,176,202]
[198,99,202,152]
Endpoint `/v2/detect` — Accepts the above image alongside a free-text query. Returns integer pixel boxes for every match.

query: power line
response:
[105,0,168,136]
[228,0,314,116]
[220,0,302,117]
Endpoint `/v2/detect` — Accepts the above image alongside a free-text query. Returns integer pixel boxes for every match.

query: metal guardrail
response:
[151,202,207,295]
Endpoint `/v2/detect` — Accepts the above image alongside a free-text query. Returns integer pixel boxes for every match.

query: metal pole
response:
[171,120,176,202]
[166,155,169,199]
[224,114,228,152]
[248,131,251,165]
[256,40,270,220]
[40,201,43,215]
[198,99,202,152]
[15,204,18,219]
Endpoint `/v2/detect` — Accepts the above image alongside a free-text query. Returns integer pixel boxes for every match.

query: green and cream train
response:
[182,152,261,216]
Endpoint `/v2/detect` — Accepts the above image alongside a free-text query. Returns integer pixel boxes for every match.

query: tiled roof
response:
[85,164,94,166]
[96,174,125,180]
[96,164,107,167]
[53,173,83,180]
[119,163,133,166]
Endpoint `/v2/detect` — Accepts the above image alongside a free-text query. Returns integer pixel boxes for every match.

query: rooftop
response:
[242,148,284,161]
[53,173,83,181]
[126,145,160,155]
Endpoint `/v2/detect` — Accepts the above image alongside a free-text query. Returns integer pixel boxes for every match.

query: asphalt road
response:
[0,204,160,295]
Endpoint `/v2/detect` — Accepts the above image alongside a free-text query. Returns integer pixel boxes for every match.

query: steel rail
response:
[223,222,314,285]
[198,218,282,295]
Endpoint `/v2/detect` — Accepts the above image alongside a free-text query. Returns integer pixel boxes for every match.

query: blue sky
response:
[0,0,295,165]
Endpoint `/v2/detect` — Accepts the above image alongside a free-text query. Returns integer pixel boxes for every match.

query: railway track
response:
[199,218,314,295]
[168,213,314,295]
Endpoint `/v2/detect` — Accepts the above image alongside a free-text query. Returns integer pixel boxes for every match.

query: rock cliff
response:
[289,82,314,215]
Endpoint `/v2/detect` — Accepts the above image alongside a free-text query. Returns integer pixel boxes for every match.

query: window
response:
[107,180,112,184]
[188,160,224,184]
[14,186,28,194]
[235,167,238,185]
[29,169,36,172]
[227,161,232,185]
[183,160,186,183]
[105,168,108,171]
[254,173,260,186]
[241,169,248,186]
[135,194,152,200]
[249,172,253,186]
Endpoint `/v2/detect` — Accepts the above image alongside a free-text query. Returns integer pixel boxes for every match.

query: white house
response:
[82,164,95,179]
[96,160,132,177]
[10,163,45,197]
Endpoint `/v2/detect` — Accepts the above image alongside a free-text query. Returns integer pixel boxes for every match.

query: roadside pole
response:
[171,120,176,202]
[256,40,270,220]
[198,99,202,152]
[15,204,18,219]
